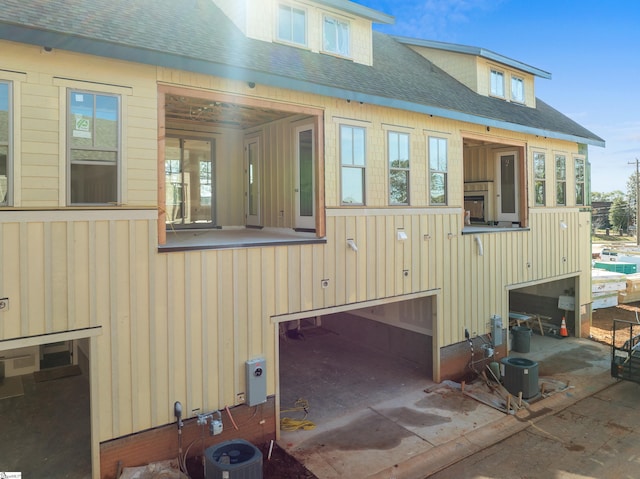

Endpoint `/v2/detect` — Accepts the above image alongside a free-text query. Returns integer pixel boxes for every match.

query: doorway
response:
[245,136,261,227]
[294,124,315,231]
[495,149,519,223]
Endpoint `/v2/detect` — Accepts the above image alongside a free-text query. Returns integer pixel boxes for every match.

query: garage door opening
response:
[0,339,91,477]
[278,297,434,429]
[509,277,578,348]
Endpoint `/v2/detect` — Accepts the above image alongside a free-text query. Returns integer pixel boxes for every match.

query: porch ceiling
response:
[164,94,294,129]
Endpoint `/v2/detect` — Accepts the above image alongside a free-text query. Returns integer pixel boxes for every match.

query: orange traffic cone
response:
[559,317,569,337]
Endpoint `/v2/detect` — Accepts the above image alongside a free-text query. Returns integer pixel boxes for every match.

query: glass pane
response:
[390,170,408,204]
[341,126,353,165]
[324,17,336,52]
[165,138,183,224]
[0,145,7,205]
[278,6,291,41]
[500,155,516,214]
[0,82,8,143]
[388,132,398,165]
[575,160,584,182]
[70,163,117,204]
[534,153,545,179]
[429,138,446,171]
[95,95,118,149]
[557,182,566,205]
[556,156,566,180]
[183,139,213,224]
[576,184,584,205]
[71,150,117,162]
[342,167,363,204]
[292,8,305,44]
[248,141,259,216]
[299,129,313,217]
[535,180,545,206]
[70,92,94,148]
[353,127,365,165]
[430,172,446,204]
[337,21,349,55]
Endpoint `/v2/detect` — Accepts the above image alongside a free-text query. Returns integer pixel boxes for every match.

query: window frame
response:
[67,89,121,205]
[575,157,585,206]
[533,151,546,206]
[340,124,366,206]
[277,3,307,46]
[555,154,567,206]
[0,80,11,207]
[429,136,448,206]
[490,69,505,98]
[323,14,350,57]
[511,75,525,103]
[388,131,410,205]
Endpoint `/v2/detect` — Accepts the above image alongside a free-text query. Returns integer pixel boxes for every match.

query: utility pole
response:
[630,157,640,246]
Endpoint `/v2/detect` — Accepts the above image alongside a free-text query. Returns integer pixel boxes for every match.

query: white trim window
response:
[533,152,545,206]
[575,157,585,206]
[388,131,410,205]
[68,90,120,205]
[0,81,10,206]
[490,69,505,98]
[323,15,350,57]
[511,76,524,103]
[277,4,306,46]
[555,154,566,206]
[340,124,365,205]
[429,137,447,205]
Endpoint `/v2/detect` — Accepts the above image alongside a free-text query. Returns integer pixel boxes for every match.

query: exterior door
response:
[496,150,519,223]
[245,137,261,226]
[295,124,315,230]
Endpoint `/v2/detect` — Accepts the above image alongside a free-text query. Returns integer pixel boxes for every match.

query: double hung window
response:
[68,90,120,204]
[278,4,306,46]
[511,76,524,103]
[0,81,9,206]
[429,137,447,205]
[555,154,566,206]
[388,131,410,205]
[324,16,349,56]
[340,125,365,205]
[575,158,585,206]
[490,69,505,97]
[533,152,546,206]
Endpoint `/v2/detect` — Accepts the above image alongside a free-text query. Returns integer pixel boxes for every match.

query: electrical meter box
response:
[246,357,267,406]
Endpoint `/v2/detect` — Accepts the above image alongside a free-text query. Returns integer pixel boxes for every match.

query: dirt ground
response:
[591,301,640,346]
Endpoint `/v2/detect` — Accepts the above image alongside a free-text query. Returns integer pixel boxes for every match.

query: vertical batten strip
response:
[129,221,139,431]
[19,222,28,336]
[109,220,120,437]
[89,221,97,328]
[44,222,53,333]
[0,223,3,338]
[184,255,193,416]
[67,222,76,330]
[167,255,176,417]
[148,221,158,425]
[201,253,209,411]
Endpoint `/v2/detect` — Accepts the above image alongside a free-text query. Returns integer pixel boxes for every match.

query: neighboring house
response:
[0,0,604,477]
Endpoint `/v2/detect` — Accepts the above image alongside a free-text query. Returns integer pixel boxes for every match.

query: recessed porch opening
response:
[462,134,527,232]
[158,85,325,249]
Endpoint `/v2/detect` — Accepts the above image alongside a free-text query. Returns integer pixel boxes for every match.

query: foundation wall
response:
[99,398,276,479]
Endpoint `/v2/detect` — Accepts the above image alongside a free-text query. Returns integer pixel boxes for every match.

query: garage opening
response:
[509,277,578,346]
[0,339,91,476]
[278,296,434,428]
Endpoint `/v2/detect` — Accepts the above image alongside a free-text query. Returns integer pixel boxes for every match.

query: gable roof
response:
[0,0,604,147]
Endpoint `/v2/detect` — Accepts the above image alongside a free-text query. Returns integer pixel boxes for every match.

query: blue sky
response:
[356,0,639,194]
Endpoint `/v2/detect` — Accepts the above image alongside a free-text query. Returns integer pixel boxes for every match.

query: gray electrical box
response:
[491,315,503,346]
[246,357,267,406]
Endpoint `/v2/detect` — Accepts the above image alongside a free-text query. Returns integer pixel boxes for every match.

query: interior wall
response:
[321,312,433,372]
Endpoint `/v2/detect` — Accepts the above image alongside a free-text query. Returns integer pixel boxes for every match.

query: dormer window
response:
[511,76,524,103]
[490,69,505,98]
[323,15,350,57]
[278,4,306,46]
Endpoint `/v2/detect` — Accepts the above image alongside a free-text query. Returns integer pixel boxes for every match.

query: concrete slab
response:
[280,329,618,479]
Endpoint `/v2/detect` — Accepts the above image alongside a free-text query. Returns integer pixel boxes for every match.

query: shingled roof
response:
[0,0,604,146]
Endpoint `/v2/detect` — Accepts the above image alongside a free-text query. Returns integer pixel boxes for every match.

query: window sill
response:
[462,224,530,234]
[159,227,326,252]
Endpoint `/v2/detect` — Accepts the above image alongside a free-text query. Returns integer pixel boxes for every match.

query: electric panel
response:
[246,357,266,406]
[491,315,503,346]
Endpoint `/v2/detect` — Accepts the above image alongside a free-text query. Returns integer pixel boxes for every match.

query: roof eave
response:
[315,0,395,24]
[391,35,552,79]
[0,24,602,147]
